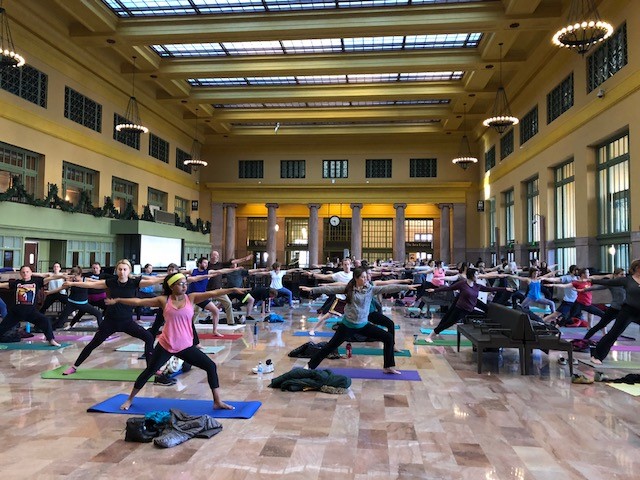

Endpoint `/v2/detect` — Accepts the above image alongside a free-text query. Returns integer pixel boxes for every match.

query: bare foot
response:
[120,400,132,410]
[214,401,235,410]
[383,367,402,375]
[424,335,434,343]
[212,330,224,337]
[394,347,403,353]
[49,340,61,347]
[590,356,603,365]
[308,330,315,336]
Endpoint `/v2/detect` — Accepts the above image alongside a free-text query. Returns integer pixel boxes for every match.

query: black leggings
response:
[594,304,640,361]
[568,302,605,321]
[39,292,67,313]
[308,322,395,369]
[73,317,154,367]
[133,342,220,390]
[0,307,54,341]
[433,306,473,334]
[368,311,396,345]
[584,307,620,340]
[57,302,103,328]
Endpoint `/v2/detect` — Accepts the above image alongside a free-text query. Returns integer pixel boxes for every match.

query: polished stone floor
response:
[1,302,639,480]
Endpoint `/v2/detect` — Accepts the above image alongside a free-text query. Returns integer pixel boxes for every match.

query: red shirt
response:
[572,280,592,305]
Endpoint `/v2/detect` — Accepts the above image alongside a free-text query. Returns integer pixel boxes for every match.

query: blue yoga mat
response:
[87,394,261,419]
[325,367,421,381]
[420,328,457,335]
[306,317,340,324]
[293,331,334,337]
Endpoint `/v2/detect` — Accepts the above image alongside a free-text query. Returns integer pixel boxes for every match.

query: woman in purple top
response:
[424,268,513,343]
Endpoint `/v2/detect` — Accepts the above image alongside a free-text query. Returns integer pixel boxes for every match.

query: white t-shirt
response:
[332,271,353,300]
[47,278,66,295]
[270,270,286,289]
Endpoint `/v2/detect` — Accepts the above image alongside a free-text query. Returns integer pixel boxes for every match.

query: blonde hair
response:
[116,259,132,270]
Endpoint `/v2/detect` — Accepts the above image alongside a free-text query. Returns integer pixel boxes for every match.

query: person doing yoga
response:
[109,273,247,410]
[61,259,163,375]
[299,267,417,374]
[515,268,557,313]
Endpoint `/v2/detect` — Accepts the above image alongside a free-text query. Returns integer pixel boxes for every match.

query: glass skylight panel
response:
[213,103,264,108]
[151,43,227,57]
[348,73,399,83]
[405,33,482,49]
[400,71,464,81]
[223,41,284,56]
[189,77,248,86]
[282,39,343,54]
[213,99,450,108]
[247,76,297,85]
[343,36,405,52]
[296,75,348,85]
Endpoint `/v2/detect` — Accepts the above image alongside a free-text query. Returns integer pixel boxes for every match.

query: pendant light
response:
[0,0,25,70]
[552,0,613,55]
[115,56,149,134]
[482,43,518,134]
[183,108,208,169]
[452,103,478,170]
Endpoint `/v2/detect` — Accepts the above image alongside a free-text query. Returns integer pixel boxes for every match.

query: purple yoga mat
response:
[325,367,421,381]
[560,331,602,341]
[610,344,640,352]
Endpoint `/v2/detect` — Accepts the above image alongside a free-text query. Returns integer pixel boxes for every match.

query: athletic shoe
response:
[571,374,594,384]
[237,315,246,324]
[154,374,177,386]
[264,359,275,373]
[557,357,568,366]
[246,316,255,321]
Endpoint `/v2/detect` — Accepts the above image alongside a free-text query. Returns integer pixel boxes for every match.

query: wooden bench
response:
[457,303,574,375]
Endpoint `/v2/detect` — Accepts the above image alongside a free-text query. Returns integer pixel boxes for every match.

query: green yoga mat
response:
[115,343,225,355]
[414,338,472,347]
[337,347,411,357]
[41,366,149,382]
[0,342,72,350]
[578,359,640,369]
[606,383,640,396]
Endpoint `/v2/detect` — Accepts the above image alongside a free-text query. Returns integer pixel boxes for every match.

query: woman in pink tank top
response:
[431,261,446,287]
[106,272,247,411]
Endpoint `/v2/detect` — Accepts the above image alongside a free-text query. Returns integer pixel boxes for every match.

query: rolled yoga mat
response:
[115,343,225,354]
[322,367,421,381]
[0,342,72,350]
[87,394,261,419]
[337,347,411,357]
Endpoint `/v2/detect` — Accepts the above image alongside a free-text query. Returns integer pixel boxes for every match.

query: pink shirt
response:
[431,268,445,286]
[158,295,194,353]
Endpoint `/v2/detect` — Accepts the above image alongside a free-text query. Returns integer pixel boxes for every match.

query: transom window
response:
[175,196,189,222]
[547,73,574,124]
[239,160,264,179]
[484,146,495,172]
[63,162,98,206]
[0,63,48,108]
[149,134,170,163]
[112,177,138,213]
[64,87,102,132]
[323,160,348,179]
[281,160,305,179]
[363,219,393,249]
[113,113,141,150]
[410,158,437,177]
[500,129,514,160]
[0,141,41,197]
[176,147,192,173]
[148,187,167,210]
[587,22,627,93]
[366,159,392,178]
[405,219,434,243]
[520,105,538,145]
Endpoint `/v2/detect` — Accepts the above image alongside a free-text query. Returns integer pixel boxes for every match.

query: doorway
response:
[24,241,38,271]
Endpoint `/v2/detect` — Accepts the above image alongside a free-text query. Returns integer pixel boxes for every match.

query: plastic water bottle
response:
[257,361,263,374]
[346,342,352,358]
[253,322,258,336]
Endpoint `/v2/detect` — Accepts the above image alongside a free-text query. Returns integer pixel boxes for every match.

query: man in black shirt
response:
[207,250,251,325]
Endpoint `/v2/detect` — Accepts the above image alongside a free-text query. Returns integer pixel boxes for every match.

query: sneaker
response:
[571,374,594,384]
[246,316,255,321]
[557,357,567,366]
[237,315,246,324]
[594,371,608,382]
[251,362,264,374]
[154,374,177,386]
[264,359,275,373]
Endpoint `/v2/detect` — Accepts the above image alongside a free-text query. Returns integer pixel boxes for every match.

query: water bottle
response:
[253,322,258,336]
[346,342,352,358]
[257,361,263,374]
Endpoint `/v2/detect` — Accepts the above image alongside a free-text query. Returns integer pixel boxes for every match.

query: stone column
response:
[223,203,237,262]
[266,203,279,265]
[350,203,363,260]
[452,203,467,263]
[393,203,407,262]
[439,204,451,264]
[210,202,224,262]
[308,204,321,267]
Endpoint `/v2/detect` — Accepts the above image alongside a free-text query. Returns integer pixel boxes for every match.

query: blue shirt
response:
[187,268,209,293]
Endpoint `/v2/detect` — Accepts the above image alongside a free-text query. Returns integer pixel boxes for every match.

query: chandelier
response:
[452,103,478,170]
[0,0,25,70]
[115,56,149,134]
[184,109,208,169]
[483,43,518,134]
[552,0,613,55]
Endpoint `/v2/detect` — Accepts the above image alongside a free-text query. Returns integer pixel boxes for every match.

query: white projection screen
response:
[140,235,182,268]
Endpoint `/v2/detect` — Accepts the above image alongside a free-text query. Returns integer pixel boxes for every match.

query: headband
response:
[167,273,186,287]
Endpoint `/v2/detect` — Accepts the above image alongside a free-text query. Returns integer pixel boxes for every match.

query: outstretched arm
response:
[105,296,166,308]
[190,287,249,304]
[64,279,107,289]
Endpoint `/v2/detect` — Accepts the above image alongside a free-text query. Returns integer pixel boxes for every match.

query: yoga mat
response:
[578,359,640,369]
[42,366,148,381]
[559,331,602,341]
[34,334,119,342]
[337,347,411,357]
[414,338,472,347]
[606,383,640,396]
[611,344,640,352]
[87,394,261,419]
[420,328,457,335]
[198,333,243,340]
[115,343,225,354]
[0,342,72,350]
[324,367,421,381]
[307,317,339,324]
[65,326,99,332]
[293,331,334,337]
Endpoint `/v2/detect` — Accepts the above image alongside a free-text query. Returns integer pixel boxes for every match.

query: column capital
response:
[223,203,238,209]
[307,203,322,210]
[437,203,453,210]
[350,203,363,210]
[265,203,279,209]
[393,203,407,210]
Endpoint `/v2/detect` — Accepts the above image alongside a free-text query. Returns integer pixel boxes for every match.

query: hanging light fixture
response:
[0,0,25,70]
[115,56,148,134]
[552,0,613,55]
[183,108,208,169]
[452,102,478,170]
[483,43,518,134]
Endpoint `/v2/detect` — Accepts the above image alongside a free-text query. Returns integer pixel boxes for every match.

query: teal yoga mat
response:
[337,347,411,357]
[115,343,225,354]
[0,342,72,350]
[414,338,472,347]
[420,328,457,335]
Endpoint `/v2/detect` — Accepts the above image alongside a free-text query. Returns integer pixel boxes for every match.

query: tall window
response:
[281,160,305,179]
[323,160,348,179]
[500,129,514,160]
[175,196,189,222]
[410,158,437,177]
[0,141,42,197]
[64,87,102,132]
[147,187,167,211]
[111,177,137,213]
[488,197,496,246]
[363,219,393,261]
[525,177,540,243]
[62,162,98,205]
[366,159,392,178]
[601,243,629,272]
[587,23,627,93]
[113,113,141,150]
[554,160,575,240]
[239,160,263,178]
[176,147,192,173]
[0,64,48,108]
[504,189,515,245]
[520,105,538,145]
[285,218,309,267]
[555,247,577,275]
[597,133,629,236]
[247,218,267,248]
[149,134,169,163]
[484,146,495,172]
[547,73,574,124]
[405,219,434,260]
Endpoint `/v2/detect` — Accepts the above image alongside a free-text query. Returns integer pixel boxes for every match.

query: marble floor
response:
[1,302,639,480]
